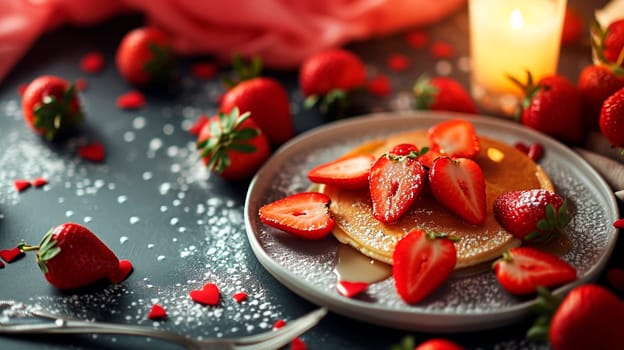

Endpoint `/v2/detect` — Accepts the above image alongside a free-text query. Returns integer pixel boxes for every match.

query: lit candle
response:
[469,0,567,116]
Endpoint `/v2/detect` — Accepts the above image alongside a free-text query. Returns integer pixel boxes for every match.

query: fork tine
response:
[232,307,327,350]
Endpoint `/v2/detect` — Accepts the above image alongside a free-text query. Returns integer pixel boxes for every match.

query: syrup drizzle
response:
[333,244,392,283]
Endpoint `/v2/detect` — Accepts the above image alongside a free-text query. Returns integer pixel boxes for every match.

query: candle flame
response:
[510,8,523,29]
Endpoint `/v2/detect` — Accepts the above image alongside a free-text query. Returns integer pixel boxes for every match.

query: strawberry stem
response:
[526,286,564,343]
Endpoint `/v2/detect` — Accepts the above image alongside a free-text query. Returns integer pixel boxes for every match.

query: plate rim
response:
[244,111,619,332]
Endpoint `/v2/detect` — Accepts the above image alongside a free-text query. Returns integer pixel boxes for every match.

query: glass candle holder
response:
[468,0,567,117]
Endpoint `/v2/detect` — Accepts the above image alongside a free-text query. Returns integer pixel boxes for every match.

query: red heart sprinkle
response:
[406,30,428,49]
[32,177,48,187]
[527,143,544,161]
[387,54,410,72]
[189,283,220,306]
[614,219,624,229]
[188,115,210,136]
[191,62,218,80]
[232,292,248,303]
[514,142,529,154]
[336,281,369,298]
[273,319,286,329]
[290,337,307,350]
[117,90,146,110]
[110,259,133,284]
[367,75,391,97]
[0,247,23,263]
[75,78,88,91]
[430,41,455,59]
[13,179,31,192]
[80,51,105,74]
[17,83,28,96]
[147,304,168,320]
[78,143,106,162]
[607,268,624,293]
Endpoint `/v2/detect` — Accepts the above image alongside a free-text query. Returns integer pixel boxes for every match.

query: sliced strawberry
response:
[307,154,375,190]
[258,192,335,240]
[369,144,426,223]
[428,119,480,158]
[336,281,369,298]
[493,247,577,295]
[429,157,486,225]
[393,229,457,304]
[493,189,568,242]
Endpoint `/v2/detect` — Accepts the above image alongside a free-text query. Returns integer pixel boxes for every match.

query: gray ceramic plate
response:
[244,111,618,332]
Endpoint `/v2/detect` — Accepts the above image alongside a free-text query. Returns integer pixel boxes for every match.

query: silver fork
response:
[0,300,327,350]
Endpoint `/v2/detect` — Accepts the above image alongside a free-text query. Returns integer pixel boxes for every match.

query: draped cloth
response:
[0,0,465,83]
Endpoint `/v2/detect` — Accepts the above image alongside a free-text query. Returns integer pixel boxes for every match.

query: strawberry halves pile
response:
[258,119,578,305]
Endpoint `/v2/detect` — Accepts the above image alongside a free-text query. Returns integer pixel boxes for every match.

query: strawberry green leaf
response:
[229,143,256,153]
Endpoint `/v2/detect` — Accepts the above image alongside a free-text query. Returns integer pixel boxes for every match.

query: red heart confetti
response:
[406,30,428,49]
[78,143,106,162]
[430,41,455,59]
[80,51,105,74]
[0,247,24,263]
[75,78,89,91]
[116,90,146,110]
[32,177,48,187]
[188,115,210,135]
[13,179,31,192]
[147,304,168,320]
[290,337,307,350]
[273,319,286,330]
[367,75,391,97]
[514,142,529,154]
[527,143,544,161]
[607,268,624,293]
[336,281,369,298]
[17,83,28,96]
[189,283,220,306]
[614,219,624,229]
[110,259,133,284]
[191,62,218,80]
[387,54,410,72]
[232,291,248,303]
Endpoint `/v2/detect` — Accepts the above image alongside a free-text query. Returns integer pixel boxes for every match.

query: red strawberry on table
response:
[21,223,132,289]
[392,229,457,304]
[307,154,375,190]
[21,75,83,140]
[258,192,335,240]
[369,144,426,223]
[492,247,576,295]
[578,65,624,130]
[599,86,624,150]
[197,108,270,181]
[428,119,480,159]
[528,284,623,350]
[415,338,463,350]
[428,157,486,225]
[220,77,293,147]
[299,48,367,114]
[511,73,584,144]
[413,76,478,114]
[493,189,569,242]
[115,26,176,86]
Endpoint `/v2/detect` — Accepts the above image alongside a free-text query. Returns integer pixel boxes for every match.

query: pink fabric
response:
[0,0,464,83]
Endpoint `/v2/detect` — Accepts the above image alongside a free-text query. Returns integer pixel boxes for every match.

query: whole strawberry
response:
[413,76,478,114]
[599,86,624,149]
[22,223,131,289]
[221,77,294,147]
[299,48,367,114]
[493,189,569,242]
[197,108,270,181]
[528,284,624,350]
[578,64,624,129]
[601,19,624,68]
[513,73,584,144]
[116,26,176,86]
[21,75,83,140]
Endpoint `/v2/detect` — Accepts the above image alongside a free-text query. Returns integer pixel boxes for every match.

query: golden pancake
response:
[321,129,553,269]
